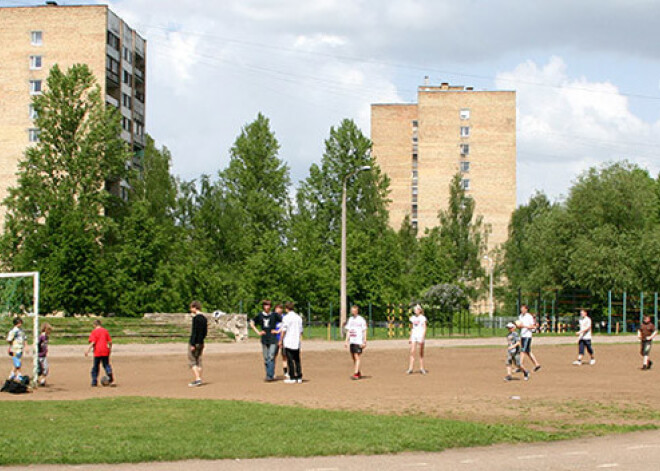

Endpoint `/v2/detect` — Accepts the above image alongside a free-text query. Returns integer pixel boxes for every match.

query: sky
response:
[5,0,660,205]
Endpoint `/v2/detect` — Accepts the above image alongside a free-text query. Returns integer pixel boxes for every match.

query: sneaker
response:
[39,379,46,386]
[524,371,530,381]
[405,369,413,375]
[351,374,360,380]
[504,375,513,382]
[91,383,97,387]
[357,371,362,378]
[284,379,296,384]
[572,360,581,366]
[284,373,290,379]
[420,369,428,375]
[589,359,596,365]
[296,379,302,384]
[648,360,654,370]
[534,365,542,372]
[188,380,202,387]
[514,368,522,373]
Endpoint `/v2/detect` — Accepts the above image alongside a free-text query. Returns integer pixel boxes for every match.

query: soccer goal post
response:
[0,272,39,387]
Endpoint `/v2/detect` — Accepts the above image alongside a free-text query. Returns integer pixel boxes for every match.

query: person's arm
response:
[344,321,350,347]
[650,327,658,341]
[362,323,367,348]
[421,318,427,339]
[85,342,95,357]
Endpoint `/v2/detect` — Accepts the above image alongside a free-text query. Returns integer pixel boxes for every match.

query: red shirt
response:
[88,327,112,357]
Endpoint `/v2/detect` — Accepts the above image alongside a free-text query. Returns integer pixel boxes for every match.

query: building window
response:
[412,204,418,218]
[121,117,132,132]
[460,144,470,156]
[29,55,42,69]
[107,31,120,50]
[28,128,40,143]
[460,109,470,120]
[122,70,132,87]
[29,104,38,120]
[460,126,470,137]
[122,93,132,109]
[123,46,132,64]
[461,178,470,190]
[460,161,470,173]
[134,121,144,136]
[29,80,42,95]
[31,31,43,46]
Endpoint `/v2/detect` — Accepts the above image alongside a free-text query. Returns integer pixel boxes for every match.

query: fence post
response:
[623,291,627,333]
[369,302,374,338]
[608,290,612,335]
[640,291,644,326]
[307,302,311,339]
[328,303,332,341]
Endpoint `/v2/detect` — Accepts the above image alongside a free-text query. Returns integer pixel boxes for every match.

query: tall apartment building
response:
[0,3,146,223]
[371,82,516,249]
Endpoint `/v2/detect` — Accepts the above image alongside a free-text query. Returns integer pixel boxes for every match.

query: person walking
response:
[573,309,595,366]
[85,320,113,387]
[250,300,281,382]
[344,305,367,380]
[638,315,657,370]
[280,301,303,384]
[188,300,207,387]
[519,304,541,372]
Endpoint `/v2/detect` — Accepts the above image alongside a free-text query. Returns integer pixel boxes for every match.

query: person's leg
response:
[418,342,426,372]
[585,340,595,362]
[293,348,302,380]
[261,344,271,378]
[100,356,114,382]
[266,343,277,379]
[281,347,288,377]
[284,348,295,381]
[355,352,362,376]
[407,342,416,373]
[641,342,649,368]
[91,356,101,385]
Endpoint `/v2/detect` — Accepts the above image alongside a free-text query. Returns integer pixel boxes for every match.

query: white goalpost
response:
[0,272,40,387]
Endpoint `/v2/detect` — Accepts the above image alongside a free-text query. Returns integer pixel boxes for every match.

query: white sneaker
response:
[572,361,581,366]
[420,369,428,375]
[589,359,596,365]
[284,379,296,384]
[405,369,413,375]
[296,379,302,384]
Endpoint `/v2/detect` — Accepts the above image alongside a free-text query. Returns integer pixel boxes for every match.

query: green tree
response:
[0,64,129,314]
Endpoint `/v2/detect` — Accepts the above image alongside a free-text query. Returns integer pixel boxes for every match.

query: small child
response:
[85,319,114,386]
[638,315,657,370]
[37,323,52,386]
[505,322,529,381]
[406,304,428,375]
[344,305,367,380]
[6,317,28,382]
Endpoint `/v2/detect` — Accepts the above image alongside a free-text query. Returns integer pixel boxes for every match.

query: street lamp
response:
[483,255,494,319]
[340,165,371,329]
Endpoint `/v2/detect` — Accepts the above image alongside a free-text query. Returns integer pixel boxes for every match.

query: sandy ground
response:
[3,336,659,425]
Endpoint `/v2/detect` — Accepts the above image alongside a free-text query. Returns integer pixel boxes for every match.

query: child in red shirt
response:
[85,320,114,386]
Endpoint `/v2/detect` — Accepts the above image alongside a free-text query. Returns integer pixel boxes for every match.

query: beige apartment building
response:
[0,3,146,223]
[371,82,516,249]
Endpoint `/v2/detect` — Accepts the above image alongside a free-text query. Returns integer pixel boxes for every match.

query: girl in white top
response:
[344,305,367,380]
[407,305,428,375]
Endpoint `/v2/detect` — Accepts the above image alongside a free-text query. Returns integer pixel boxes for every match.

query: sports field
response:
[2,338,659,465]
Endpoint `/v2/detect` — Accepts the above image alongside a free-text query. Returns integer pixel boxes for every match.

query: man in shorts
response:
[519,304,541,372]
[344,305,367,380]
[505,322,529,381]
[638,315,657,370]
[573,309,595,366]
[6,317,28,382]
[188,300,207,387]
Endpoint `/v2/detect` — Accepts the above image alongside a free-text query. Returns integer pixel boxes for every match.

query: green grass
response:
[1,397,651,465]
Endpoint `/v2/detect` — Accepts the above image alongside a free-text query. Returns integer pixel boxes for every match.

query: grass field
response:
[0,397,652,465]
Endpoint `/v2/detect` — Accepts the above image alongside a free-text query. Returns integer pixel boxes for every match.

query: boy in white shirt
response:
[573,309,595,366]
[7,317,29,382]
[280,301,304,384]
[407,304,428,375]
[344,305,367,380]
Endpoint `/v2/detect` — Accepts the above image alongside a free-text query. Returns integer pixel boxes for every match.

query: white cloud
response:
[496,57,660,203]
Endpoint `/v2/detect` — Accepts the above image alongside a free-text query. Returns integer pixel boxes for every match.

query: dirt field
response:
[3,339,660,426]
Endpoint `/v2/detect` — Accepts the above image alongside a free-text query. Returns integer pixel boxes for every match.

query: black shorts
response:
[349,344,363,355]
[521,337,532,353]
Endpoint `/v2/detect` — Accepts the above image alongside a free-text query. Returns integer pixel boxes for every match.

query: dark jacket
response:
[189,314,208,345]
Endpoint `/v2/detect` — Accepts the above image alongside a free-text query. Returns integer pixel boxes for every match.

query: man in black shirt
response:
[250,299,281,381]
[188,300,207,387]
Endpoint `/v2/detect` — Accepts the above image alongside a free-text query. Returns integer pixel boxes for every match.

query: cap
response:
[506,322,515,329]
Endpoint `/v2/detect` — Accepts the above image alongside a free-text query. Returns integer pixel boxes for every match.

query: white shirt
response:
[346,315,367,345]
[578,316,592,340]
[281,311,303,350]
[519,313,535,339]
[410,314,427,339]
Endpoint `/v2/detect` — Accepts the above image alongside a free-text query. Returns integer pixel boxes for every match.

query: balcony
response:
[106,69,119,87]
[134,67,144,82]
[105,94,119,108]
[133,133,145,147]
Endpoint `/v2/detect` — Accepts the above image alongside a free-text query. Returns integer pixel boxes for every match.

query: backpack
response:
[1,378,29,394]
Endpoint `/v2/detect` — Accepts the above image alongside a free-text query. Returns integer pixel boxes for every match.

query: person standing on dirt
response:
[638,315,657,370]
[250,300,281,382]
[345,305,367,380]
[85,319,113,387]
[6,317,28,382]
[519,305,541,372]
[188,300,207,387]
[573,309,595,366]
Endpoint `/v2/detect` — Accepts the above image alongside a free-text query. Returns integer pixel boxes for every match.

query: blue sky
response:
[4,0,660,206]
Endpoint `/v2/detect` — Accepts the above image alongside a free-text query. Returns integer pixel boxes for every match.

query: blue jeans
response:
[262,343,278,379]
[91,356,113,385]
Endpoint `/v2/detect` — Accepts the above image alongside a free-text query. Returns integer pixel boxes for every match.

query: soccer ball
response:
[100,375,111,386]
